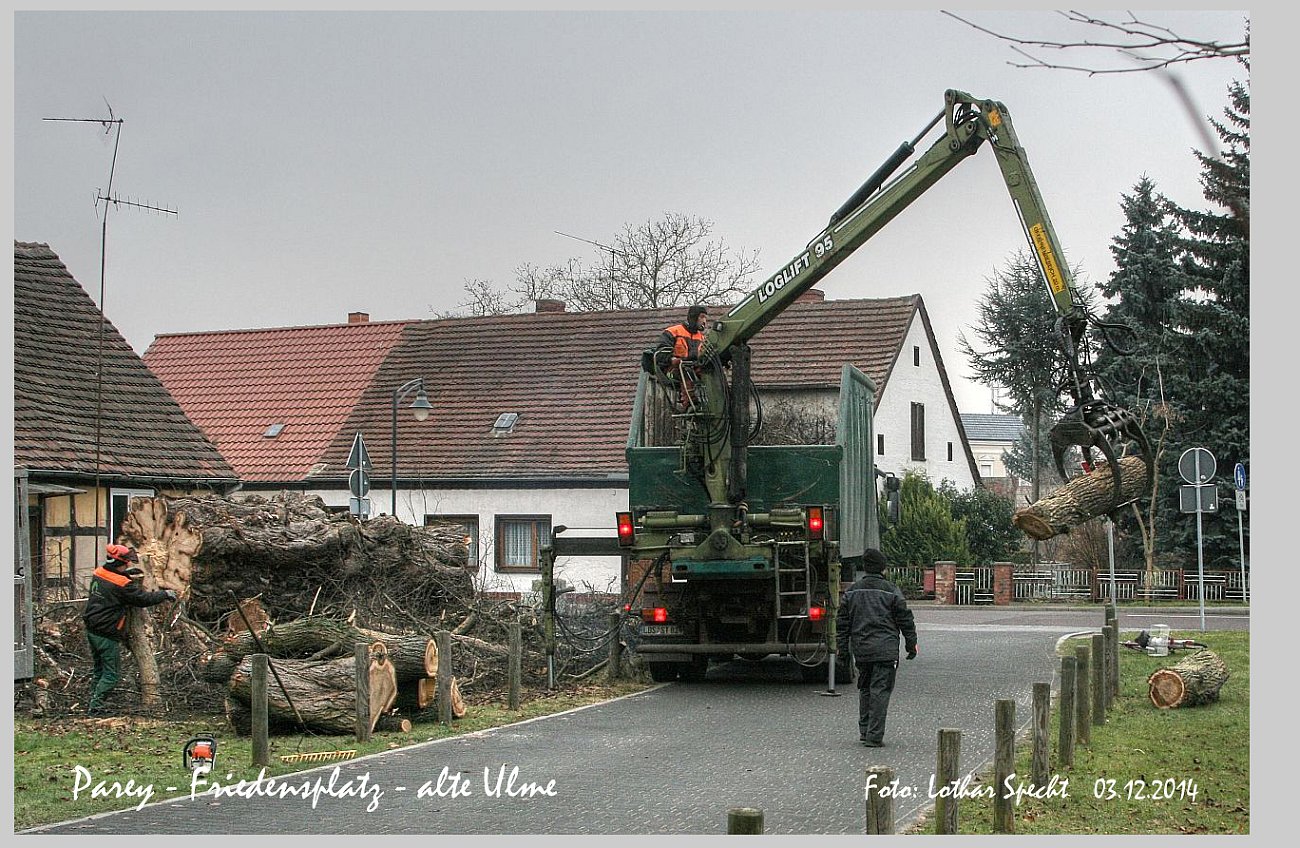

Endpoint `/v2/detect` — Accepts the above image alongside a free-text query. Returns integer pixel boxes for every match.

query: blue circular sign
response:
[1234,463,1247,490]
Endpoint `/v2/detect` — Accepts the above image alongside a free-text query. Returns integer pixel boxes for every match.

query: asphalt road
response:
[30,605,1247,836]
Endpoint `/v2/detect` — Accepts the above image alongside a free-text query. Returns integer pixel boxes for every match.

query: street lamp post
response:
[391,378,433,519]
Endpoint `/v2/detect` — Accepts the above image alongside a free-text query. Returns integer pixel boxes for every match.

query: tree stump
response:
[1013,456,1150,541]
[1147,649,1229,708]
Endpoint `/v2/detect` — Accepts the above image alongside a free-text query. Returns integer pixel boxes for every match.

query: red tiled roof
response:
[143,321,410,481]
[314,297,920,481]
[143,296,922,485]
[13,242,238,484]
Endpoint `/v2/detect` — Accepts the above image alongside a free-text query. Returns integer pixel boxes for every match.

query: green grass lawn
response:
[906,629,1249,835]
[13,679,653,831]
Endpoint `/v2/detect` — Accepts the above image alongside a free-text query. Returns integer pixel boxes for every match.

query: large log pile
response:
[120,492,474,624]
[64,492,520,721]
[22,491,609,722]
[1013,456,1150,541]
[1147,649,1230,709]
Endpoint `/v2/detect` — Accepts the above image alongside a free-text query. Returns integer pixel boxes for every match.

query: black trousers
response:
[856,660,898,743]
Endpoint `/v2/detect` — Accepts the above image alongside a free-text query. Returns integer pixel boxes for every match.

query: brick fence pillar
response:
[934,561,957,605]
[992,562,1014,605]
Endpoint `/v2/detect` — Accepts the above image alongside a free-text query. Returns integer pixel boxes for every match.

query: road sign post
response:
[347,434,373,520]
[1178,448,1216,631]
[1234,462,1248,603]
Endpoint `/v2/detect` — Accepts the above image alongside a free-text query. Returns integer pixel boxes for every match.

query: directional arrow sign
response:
[349,469,371,498]
[347,433,373,471]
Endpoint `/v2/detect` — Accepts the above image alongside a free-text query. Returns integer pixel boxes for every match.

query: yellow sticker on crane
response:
[987,108,1002,128]
[1030,223,1066,294]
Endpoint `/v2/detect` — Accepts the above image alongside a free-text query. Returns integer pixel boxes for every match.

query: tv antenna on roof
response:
[554,230,628,280]
[43,101,178,548]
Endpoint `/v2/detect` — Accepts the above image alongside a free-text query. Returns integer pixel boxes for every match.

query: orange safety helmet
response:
[105,544,140,565]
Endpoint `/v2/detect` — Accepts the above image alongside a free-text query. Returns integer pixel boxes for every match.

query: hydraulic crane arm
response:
[708,90,1082,351]
[700,89,1151,507]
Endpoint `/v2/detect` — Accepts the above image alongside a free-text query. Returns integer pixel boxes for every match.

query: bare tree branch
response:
[942,10,1248,75]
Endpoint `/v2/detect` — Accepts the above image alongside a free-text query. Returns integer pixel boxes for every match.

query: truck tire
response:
[647,663,679,683]
[677,656,709,683]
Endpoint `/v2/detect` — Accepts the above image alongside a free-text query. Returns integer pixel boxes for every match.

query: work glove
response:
[906,645,918,660]
[163,589,179,601]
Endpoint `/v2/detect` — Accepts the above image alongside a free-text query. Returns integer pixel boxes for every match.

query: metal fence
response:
[911,562,1249,605]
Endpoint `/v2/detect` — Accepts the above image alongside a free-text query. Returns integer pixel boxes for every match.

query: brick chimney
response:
[348,312,370,324]
[796,289,826,304]
[535,299,567,314]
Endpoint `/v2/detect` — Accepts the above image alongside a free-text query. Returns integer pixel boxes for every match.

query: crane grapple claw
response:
[1049,399,1153,507]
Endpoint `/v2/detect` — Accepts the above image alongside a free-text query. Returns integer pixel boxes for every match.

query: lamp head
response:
[410,390,432,421]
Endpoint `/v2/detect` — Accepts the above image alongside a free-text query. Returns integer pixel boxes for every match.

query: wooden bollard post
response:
[1091,633,1106,726]
[993,699,1015,834]
[1101,624,1116,711]
[1107,622,1120,705]
[935,728,962,835]
[1058,655,1076,768]
[1112,619,1123,697]
[864,766,896,834]
[251,653,269,767]
[1074,645,1091,747]
[437,630,453,726]
[727,807,763,834]
[354,642,371,743]
[508,620,522,711]
[608,612,622,682]
[1031,682,1050,787]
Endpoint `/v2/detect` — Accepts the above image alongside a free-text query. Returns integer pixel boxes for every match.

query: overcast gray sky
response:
[13,9,1249,414]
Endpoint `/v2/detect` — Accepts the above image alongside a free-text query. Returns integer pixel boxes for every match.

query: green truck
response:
[541,90,1152,686]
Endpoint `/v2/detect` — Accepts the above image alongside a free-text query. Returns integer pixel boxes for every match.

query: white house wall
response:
[874,317,975,489]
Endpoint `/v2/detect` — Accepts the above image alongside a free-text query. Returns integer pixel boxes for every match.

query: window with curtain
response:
[495,515,551,572]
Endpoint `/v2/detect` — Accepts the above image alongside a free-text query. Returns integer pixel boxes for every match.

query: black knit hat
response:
[862,549,888,573]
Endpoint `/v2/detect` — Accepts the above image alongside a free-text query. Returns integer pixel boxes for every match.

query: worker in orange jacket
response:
[82,544,176,715]
[651,305,710,408]
[654,305,710,369]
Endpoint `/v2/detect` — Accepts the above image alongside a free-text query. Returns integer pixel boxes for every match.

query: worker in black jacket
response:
[835,548,918,747]
[83,544,176,715]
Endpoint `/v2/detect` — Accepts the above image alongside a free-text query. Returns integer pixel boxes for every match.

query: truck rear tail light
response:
[616,512,635,547]
[809,606,825,622]
[807,506,824,539]
[641,607,668,623]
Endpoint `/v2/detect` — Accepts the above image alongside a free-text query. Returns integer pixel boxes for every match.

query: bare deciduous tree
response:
[438,212,760,317]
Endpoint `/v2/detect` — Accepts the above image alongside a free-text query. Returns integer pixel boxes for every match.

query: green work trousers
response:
[87,631,122,714]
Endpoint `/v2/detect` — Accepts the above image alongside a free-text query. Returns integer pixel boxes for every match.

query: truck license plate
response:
[640,625,683,636]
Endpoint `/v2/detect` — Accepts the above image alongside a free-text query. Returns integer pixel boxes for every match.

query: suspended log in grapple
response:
[1013,455,1151,541]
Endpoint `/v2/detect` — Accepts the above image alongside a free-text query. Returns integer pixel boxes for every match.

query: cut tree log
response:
[1147,649,1230,709]
[226,648,398,735]
[1013,456,1150,541]
[394,676,466,720]
[374,715,412,733]
[204,615,438,684]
